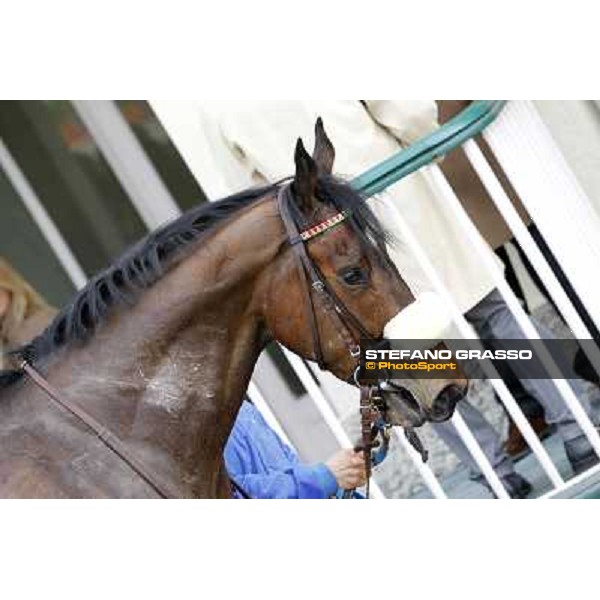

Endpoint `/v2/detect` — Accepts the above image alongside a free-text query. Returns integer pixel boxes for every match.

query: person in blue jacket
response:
[225,398,366,499]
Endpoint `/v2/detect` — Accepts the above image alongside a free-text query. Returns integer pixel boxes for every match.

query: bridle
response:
[277,185,392,497]
[277,185,378,371]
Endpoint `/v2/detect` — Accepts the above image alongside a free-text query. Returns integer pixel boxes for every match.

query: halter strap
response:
[277,187,327,367]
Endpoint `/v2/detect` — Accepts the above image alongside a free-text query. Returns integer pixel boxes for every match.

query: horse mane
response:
[0,175,389,388]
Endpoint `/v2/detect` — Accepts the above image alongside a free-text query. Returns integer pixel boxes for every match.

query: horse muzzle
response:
[379,381,427,428]
[379,291,467,427]
[379,380,467,428]
[424,383,467,422]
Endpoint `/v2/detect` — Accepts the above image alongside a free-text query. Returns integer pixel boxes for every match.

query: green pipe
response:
[352,101,507,198]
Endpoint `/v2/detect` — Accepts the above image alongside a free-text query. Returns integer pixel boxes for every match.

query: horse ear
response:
[292,138,319,213]
[313,117,335,174]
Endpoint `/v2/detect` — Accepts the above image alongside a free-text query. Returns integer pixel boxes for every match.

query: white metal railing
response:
[429,164,600,455]
[72,101,181,228]
[381,195,521,497]
[247,381,293,447]
[477,101,600,496]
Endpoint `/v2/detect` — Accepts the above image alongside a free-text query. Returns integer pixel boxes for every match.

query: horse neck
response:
[43,196,284,496]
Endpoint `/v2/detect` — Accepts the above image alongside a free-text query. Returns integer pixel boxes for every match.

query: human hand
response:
[325,449,367,490]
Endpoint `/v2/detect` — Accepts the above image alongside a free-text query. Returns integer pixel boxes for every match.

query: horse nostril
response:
[432,385,465,420]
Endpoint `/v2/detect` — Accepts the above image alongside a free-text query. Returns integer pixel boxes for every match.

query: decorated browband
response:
[300,210,351,242]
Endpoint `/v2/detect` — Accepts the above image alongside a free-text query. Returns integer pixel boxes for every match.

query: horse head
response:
[262,119,467,428]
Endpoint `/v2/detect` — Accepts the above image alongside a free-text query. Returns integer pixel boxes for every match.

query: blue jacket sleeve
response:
[224,401,339,499]
[226,435,338,499]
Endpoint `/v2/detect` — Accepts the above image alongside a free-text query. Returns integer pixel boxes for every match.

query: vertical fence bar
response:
[73,101,181,228]
[450,411,510,498]
[394,429,448,499]
[247,381,294,447]
[0,138,88,289]
[68,102,174,236]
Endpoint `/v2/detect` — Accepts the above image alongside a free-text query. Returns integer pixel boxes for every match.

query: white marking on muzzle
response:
[383,292,453,348]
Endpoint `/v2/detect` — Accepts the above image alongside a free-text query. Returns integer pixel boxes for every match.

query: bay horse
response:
[0,121,465,498]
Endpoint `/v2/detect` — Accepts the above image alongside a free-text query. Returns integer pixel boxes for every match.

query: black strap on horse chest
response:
[23,357,258,500]
[20,360,178,499]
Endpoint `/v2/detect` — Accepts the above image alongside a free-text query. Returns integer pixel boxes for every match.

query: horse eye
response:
[340,267,367,287]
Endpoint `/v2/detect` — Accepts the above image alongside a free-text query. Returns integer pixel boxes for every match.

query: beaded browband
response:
[300,210,351,242]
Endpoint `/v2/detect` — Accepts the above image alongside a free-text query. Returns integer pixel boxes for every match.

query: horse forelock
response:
[315,175,394,255]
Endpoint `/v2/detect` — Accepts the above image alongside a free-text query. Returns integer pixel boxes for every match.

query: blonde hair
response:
[0,258,53,367]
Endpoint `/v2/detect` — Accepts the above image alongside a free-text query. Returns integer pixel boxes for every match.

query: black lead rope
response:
[405,428,429,463]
